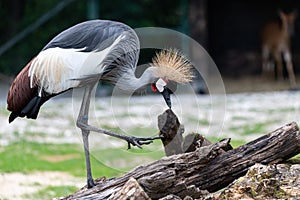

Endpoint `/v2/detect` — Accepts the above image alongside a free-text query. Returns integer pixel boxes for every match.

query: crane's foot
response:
[87,178,96,189]
[126,135,163,149]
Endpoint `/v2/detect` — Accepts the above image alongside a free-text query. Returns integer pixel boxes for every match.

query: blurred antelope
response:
[261,11,297,88]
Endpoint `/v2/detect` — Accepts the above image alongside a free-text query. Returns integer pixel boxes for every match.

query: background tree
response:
[0,0,183,76]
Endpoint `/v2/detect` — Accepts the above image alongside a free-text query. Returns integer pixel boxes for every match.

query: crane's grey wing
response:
[43,20,137,52]
[8,20,140,122]
[43,20,140,84]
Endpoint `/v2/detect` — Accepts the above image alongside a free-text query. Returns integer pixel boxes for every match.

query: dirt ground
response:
[222,75,295,93]
[0,172,84,200]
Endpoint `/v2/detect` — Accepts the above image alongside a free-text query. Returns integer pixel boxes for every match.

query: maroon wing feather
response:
[7,58,69,123]
[7,58,37,112]
[7,58,39,122]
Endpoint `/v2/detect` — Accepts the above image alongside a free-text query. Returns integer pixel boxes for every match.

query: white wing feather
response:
[29,34,125,96]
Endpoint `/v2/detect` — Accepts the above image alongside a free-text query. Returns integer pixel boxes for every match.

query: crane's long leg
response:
[77,122,162,149]
[76,85,95,188]
[76,84,162,188]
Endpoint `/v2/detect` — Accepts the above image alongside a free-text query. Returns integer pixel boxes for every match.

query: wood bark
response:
[108,177,149,200]
[61,122,300,200]
[158,109,231,155]
[158,109,184,156]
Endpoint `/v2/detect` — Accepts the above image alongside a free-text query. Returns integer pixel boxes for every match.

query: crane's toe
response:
[127,136,163,149]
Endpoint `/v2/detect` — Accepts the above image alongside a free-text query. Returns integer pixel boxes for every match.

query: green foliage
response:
[0,0,183,76]
[99,0,182,28]
[0,0,86,75]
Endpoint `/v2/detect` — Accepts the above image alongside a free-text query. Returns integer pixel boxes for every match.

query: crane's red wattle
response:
[151,83,157,92]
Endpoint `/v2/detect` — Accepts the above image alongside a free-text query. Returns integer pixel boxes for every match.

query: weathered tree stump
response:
[59,109,300,200]
[158,109,184,156]
[158,109,218,155]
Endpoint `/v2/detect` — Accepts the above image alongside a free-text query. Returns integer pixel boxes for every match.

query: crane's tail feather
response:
[9,96,43,123]
[8,112,19,123]
[21,96,42,118]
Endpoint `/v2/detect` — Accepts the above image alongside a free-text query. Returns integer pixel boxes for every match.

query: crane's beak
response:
[161,88,172,109]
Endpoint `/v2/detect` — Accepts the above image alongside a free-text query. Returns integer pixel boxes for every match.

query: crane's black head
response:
[151,78,177,108]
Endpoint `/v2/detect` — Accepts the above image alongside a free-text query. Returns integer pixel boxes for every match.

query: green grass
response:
[129,126,158,137]
[0,140,164,199]
[228,122,268,136]
[23,185,78,200]
[241,122,266,135]
[186,116,210,126]
[0,140,121,178]
[99,124,158,138]
[0,139,164,176]
[266,107,296,114]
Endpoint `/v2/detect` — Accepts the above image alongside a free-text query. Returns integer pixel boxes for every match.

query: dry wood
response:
[61,139,229,200]
[108,177,149,200]
[158,109,231,155]
[158,109,184,156]
[61,122,300,200]
[198,121,300,192]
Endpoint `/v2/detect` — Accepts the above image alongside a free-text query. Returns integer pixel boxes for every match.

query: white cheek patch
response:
[156,78,167,92]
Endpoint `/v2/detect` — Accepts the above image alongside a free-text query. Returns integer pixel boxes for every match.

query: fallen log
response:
[185,121,300,192]
[61,121,300,199]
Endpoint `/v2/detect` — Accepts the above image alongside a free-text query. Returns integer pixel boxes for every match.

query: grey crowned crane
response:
[7,20,193,188]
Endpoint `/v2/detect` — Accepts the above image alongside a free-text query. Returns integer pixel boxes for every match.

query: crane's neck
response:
[115,67,158,91]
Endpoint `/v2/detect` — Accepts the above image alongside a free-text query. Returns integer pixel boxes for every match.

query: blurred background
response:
[1,0,300,91]
[1,0,300,199]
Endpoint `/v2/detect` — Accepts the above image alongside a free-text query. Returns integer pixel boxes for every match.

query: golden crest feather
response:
[151,49,194,83]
